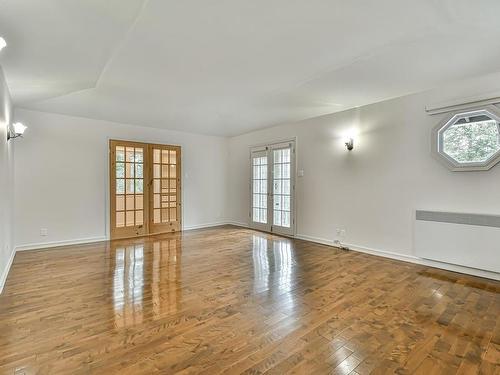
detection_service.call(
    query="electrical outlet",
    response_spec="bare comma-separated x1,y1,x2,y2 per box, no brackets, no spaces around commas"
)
40,228,48,236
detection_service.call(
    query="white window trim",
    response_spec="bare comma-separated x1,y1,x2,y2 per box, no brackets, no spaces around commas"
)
431,105,500,172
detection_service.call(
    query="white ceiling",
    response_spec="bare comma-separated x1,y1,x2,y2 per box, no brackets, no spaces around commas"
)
1,0,500,136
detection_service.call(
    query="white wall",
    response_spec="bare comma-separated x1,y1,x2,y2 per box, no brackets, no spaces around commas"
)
10,71,500,280
14,109,228,249
228,73,500,275
0,67,14,292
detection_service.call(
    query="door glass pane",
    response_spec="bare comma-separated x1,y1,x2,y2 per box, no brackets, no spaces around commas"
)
161,150,169,163
135,195,143,210
135,148,143,163
116,195,125,211
116,146,125,162
116,163,125,178
126,195,135,210
136,210,143,225
125,163,134,178
126,211,135,226
153,149,161,163
126,179,135,194
135,179,143,193
116,179,125,194
169,150,176,164
116,212,125,227
135,164,143,178
126,147,135,162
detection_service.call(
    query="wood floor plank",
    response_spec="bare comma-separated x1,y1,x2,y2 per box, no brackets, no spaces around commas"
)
0,226,498,374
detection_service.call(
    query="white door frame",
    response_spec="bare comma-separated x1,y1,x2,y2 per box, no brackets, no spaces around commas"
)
248,138,296,236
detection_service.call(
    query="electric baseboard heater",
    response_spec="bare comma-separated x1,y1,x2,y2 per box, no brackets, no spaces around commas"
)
415,210,500,273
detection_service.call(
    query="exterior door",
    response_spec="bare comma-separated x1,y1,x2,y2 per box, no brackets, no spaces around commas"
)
110,140,149,239
148,144,182,234
249,140,295,236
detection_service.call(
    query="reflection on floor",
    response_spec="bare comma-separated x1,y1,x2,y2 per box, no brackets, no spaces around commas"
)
0,225,499,374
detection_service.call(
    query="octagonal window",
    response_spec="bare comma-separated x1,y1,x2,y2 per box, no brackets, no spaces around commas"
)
442,113,500,163
433,106,500,171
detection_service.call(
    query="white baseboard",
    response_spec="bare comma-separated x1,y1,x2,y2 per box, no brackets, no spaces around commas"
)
9,227,498,288
224,221,249,228
295,234,335,246
15,222,247,252
183,221,231,231
0,247,16,294
15,236,108,252
183,221,249,231
297,233,499,281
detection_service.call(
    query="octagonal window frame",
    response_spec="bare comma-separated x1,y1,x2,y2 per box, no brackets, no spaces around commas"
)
432,105,500,171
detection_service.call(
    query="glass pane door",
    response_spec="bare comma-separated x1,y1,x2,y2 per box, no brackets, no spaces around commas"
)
110,140,148,239
250,149,271,231
110,140,182,240
249,141,295,236
149,144,181,234
271,143,294,236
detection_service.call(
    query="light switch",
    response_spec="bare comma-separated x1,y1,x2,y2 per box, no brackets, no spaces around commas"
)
297,170,304,177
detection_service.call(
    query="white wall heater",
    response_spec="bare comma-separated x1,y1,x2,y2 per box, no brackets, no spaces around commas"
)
415,210,500,273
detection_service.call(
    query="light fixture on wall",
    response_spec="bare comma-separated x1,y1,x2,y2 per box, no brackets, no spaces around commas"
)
7,122,27,141
344,137,354,151
0,37,6,51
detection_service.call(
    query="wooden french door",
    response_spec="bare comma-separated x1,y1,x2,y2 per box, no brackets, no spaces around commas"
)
110,140,181,240
148,144,182,234
249,140,295,236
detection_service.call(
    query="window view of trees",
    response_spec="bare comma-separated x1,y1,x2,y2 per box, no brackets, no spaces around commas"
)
443,118,500,163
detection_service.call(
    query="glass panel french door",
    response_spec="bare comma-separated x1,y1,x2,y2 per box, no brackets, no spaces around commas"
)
250,148,271,231
148,144,182,234
110,140,149,239
110,140,182,240
250,141,295,236
271,144,294,236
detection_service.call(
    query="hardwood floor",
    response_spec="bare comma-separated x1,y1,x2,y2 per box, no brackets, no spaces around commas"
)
0,226,499,374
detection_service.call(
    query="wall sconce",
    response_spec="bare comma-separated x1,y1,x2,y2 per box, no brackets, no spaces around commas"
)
0,37,6,52
7,122,27,141
345,137,354,151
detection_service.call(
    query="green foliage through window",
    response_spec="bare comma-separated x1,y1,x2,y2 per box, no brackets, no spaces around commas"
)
443,120,500,163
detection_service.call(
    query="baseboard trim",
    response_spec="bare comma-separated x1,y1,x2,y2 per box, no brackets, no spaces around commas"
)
14,222,248,252
0,248,16,294
183,221,249,231
15,236,108,252
11,228,499,282
297,233,499,281
183,221,233,231
295,234,335,246
224,221,249,228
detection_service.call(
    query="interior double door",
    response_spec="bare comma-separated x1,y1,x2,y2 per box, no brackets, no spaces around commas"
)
110,140,181,240
250,140,295,236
